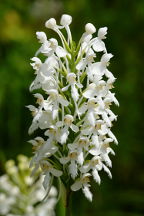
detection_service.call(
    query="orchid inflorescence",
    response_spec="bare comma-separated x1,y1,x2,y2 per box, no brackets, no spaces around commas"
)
27,14,119,201
0,155,57,216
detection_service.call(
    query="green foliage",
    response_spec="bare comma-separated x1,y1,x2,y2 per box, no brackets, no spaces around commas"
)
0,0,144,215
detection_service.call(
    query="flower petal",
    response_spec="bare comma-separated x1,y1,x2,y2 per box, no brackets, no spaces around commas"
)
71,85,79,102
82,186,93,202
69,161,78,179
43,172,51,190
71,180,82,191
58,95,69,106
70,124,79,133
108,130,118,144
56,46,67,57
92,169,101,185
102,154,112,167
87,111,95,126
83,83,96,98
103,164,112,179
98,27,107,39
79,103,87,115
28,122,39,135
51,168,63,177
60,129,69,144
77,151,84,165
59,157,69,164
80,164,90,173
93,38,106,52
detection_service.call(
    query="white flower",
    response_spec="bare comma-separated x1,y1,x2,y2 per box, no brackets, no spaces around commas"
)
76,50,96,71
45,18,57,29
60,14,72,26
46,89,69,119
40,160,62,177
85,23,96,34
30,57,42,71
36,31,47,43
34,93,50,110
28,14,118,202
60,151,81,179
62,73,81,101
68,136,90,153
71,173,92,201
56,115,79,144
92,27,108,52
98,27,107,39
64,114,79,132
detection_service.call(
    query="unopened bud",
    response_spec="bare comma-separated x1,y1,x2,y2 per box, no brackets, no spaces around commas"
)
98,27,107,39
60,14,72,26
45,18,57,29
85,23,96,34
36,32,47,43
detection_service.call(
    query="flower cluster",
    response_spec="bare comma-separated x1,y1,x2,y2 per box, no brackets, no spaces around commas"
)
0,155,57,216
28,14,119,201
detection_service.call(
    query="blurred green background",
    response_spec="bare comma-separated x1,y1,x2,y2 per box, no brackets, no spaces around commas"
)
0,0,144,215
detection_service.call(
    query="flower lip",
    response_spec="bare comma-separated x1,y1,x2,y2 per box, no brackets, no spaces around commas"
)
85,23,96,34
60,14,72,26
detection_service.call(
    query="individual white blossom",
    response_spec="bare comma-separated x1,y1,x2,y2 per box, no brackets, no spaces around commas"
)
71,173,93,201
60,14,72,26
85,23,96,34
0,155,57,216
45,18,57,29
28,14,118,201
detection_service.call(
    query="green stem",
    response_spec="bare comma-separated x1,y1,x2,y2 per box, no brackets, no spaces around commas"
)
65,188,72,216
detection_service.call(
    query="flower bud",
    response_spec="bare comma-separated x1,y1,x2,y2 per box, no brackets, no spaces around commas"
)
60,14,72,26
45,18,57,29
36,32,47,43
49,38,58,49
98,27,107,39
85,23,96,34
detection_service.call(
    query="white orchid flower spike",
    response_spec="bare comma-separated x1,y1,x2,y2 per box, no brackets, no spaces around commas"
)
27,14,118,202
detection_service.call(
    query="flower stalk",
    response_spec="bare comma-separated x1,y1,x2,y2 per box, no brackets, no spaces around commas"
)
65,188,72,216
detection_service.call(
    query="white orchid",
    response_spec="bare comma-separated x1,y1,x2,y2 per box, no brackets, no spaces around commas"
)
28,14,118,202
60,151,82,179
71,173,93,201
